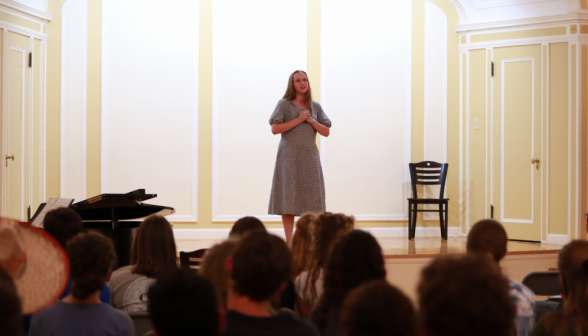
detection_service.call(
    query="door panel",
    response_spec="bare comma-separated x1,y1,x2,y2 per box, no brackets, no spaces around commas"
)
4,32,30,221
493,45,542,241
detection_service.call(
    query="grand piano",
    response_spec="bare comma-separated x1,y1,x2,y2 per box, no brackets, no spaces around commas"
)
31,189,175,269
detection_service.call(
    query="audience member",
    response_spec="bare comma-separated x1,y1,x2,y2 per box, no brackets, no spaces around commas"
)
43,207,112,304
467,219,536,336
109,215,177,312
291,213,316,279
224,231,319,336
199,239,238,310
30,231,134,336
295,213,354,316
531,240,588,336
338,280,417,336
312,230,386,336
229,216,267,239
149,268,219,336
0,218,69,315
0,267,22,336
419,254,516,336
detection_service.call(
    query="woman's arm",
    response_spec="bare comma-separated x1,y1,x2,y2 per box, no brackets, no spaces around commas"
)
308,118,330,137
271,110,310,135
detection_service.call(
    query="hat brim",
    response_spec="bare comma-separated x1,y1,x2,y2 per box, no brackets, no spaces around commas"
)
14,222,70,315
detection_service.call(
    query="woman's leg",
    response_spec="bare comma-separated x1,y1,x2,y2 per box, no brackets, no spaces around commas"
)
282,214,295,243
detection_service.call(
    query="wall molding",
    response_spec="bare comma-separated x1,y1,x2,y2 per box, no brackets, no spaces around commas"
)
0,0,51,23
456,13,588,34
500,57,536,224
547,233,571,244
0,18,47,40
173,226,464,241
460,34,588,51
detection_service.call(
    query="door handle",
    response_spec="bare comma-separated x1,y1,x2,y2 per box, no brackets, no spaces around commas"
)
5,155,14,167
531,158,540,170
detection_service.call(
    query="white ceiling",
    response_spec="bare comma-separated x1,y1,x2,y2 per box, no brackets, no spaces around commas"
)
11,0,580,25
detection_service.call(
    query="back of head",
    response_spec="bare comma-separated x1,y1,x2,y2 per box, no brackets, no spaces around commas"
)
291,213,316,278
418,254,515,336
0,267,22,336
229,216,266,239
42,208,83,248
339,280,417,336
466,219,508,262
132,215,177,278
148,268,218,336
199,240,238,309
314,230,386,332
67,231,117,300
231,232,291,302
547,240,588,333
305,213,354,303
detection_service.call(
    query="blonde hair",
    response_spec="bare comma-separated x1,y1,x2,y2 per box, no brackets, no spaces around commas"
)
199,240,237,309
291,213,317,279
283,70,312,110
304,213,355,304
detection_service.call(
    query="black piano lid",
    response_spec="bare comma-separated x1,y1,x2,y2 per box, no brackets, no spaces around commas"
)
71,189,175,221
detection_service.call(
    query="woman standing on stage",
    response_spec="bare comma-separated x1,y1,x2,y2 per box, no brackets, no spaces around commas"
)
269,70,331,243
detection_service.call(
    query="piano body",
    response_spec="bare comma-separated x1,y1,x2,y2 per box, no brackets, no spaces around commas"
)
71,189,175,269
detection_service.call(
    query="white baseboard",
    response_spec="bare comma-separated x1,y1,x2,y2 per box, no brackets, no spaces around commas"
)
546,234,571,245
173,226,463,241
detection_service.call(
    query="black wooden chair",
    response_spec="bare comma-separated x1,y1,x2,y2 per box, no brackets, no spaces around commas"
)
179,248,208,269
407,161,449,240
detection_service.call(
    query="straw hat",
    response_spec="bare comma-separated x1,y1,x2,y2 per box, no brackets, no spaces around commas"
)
0,217,69,314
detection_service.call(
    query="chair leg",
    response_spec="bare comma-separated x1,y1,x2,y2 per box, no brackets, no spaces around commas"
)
444,202,449,239
407,202,412,240
439,204,445,240
411,204,418,239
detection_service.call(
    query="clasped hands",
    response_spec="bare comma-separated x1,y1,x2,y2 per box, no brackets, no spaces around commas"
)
298,110,316,125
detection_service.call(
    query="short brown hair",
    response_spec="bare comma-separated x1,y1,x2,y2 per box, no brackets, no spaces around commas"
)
199,240,237,309
229,216,266,239
132,215,178,278
67,232,117,300
43,208,83,248
466,219,508,262
418,254,516,336
339,280,417,336
231,232,291,302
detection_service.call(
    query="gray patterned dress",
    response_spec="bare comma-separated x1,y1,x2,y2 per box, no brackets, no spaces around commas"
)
269,99,331,216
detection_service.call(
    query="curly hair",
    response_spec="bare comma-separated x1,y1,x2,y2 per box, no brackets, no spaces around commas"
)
67,232,117,300
312,230,386,334
545,240,588,336
418,254,516,336
303,213,354,305
338,280,417,336
291,213,316,279
199,240,237,309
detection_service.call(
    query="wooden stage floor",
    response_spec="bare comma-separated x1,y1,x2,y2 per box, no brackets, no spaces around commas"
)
176,235,563,302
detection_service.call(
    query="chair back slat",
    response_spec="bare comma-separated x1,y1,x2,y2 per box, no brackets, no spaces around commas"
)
179,248,209,269
409,161,449,199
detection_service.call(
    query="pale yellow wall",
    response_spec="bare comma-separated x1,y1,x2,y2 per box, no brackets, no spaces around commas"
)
43,0,463,230
549,43,569,235
469,49,487,223
582,45,587,240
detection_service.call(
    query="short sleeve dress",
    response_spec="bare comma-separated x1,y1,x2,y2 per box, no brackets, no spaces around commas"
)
269,99,331,216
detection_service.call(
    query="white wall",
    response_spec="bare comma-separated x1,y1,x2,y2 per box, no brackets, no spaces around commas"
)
424,1,448,217
212,0,307,222
320,0,412,220
102,0,198,221
60,0,86,202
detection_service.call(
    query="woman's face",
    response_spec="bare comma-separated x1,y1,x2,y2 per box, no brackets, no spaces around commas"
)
293,72,309,95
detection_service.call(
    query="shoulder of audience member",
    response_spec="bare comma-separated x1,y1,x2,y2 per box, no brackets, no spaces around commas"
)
279,311,321,336
530,314,549,336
